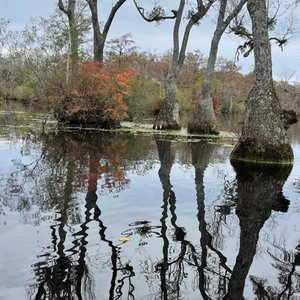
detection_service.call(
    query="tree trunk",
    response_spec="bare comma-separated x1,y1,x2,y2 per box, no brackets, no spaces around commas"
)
188,23,222,135
94,33,105,63
58,0,79,69
152,0,214,131
153,0,186,130
153,71,180,130
230,0,295,164
87,0,127,63
88,0,104,62
68,0,79,68
188,0,247,135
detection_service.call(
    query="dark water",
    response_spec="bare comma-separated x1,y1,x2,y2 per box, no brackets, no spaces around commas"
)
0,107,300,299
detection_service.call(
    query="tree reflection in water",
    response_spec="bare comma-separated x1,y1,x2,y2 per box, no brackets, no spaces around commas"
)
1,130,298,299
155,138,190,300
144,140,295,299
147,140,232,299
224,163,292,300
191,143,233,299
27,132,135,299
250,242,300,299
113,139,295,299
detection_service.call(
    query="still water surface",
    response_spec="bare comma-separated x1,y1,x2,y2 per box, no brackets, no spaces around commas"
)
0,108,300,299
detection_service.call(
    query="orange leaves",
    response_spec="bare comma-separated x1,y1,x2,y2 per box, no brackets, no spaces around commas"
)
74,62,136,123
117,68,137,88
46,60,137,126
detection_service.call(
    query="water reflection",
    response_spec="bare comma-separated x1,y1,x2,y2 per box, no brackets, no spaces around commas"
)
191,143,233,299
225,163,292,299
156,138,192,299
26,132,153,299
28,159,93,297
0,129,299,299
250,242,300,298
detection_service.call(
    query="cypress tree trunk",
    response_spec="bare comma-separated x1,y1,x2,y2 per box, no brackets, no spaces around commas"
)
152,0,214,131
153,0,185,131
188,0,247,135
187,16,223,135
230,0,294,164
153,71,180,130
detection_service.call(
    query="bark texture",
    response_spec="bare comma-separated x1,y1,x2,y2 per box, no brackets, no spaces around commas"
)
153,0,213,130
230,0,295,164
87,0,104,62
188,0,247,134
188,0,226,134
154,72,180,130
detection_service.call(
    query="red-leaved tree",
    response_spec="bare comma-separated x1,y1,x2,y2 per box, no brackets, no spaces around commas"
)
47,60,136,128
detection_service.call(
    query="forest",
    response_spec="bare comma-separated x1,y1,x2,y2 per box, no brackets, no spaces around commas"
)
0,0,300,163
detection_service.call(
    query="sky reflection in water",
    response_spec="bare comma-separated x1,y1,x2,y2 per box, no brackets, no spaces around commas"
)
0,124,299,299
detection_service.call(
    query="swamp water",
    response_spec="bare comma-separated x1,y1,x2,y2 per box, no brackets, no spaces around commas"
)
0,106,300,299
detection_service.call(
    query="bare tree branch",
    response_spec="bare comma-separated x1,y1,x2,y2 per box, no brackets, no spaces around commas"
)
178,0,215,67
132,0,177,22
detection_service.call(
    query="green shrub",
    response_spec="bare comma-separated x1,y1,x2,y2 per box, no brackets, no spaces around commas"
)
125,79,160,121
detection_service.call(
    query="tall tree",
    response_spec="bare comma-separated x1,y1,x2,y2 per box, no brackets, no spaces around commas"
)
134,0,214,130
86,0,127,62
230,0,296,164
58,0,79,67
188,0,247,134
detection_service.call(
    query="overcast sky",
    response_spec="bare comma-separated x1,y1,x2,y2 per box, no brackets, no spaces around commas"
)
1,0,300,82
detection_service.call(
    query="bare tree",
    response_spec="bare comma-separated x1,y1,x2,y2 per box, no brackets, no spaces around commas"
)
0,17,73,100
134,0,214,130
230,0,297,164
188,0,247,134
86,0,127,62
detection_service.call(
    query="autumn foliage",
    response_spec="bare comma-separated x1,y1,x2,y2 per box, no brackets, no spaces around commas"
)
47,61,137,128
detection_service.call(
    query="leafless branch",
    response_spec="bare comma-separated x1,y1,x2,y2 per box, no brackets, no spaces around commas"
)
132,0,177,22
